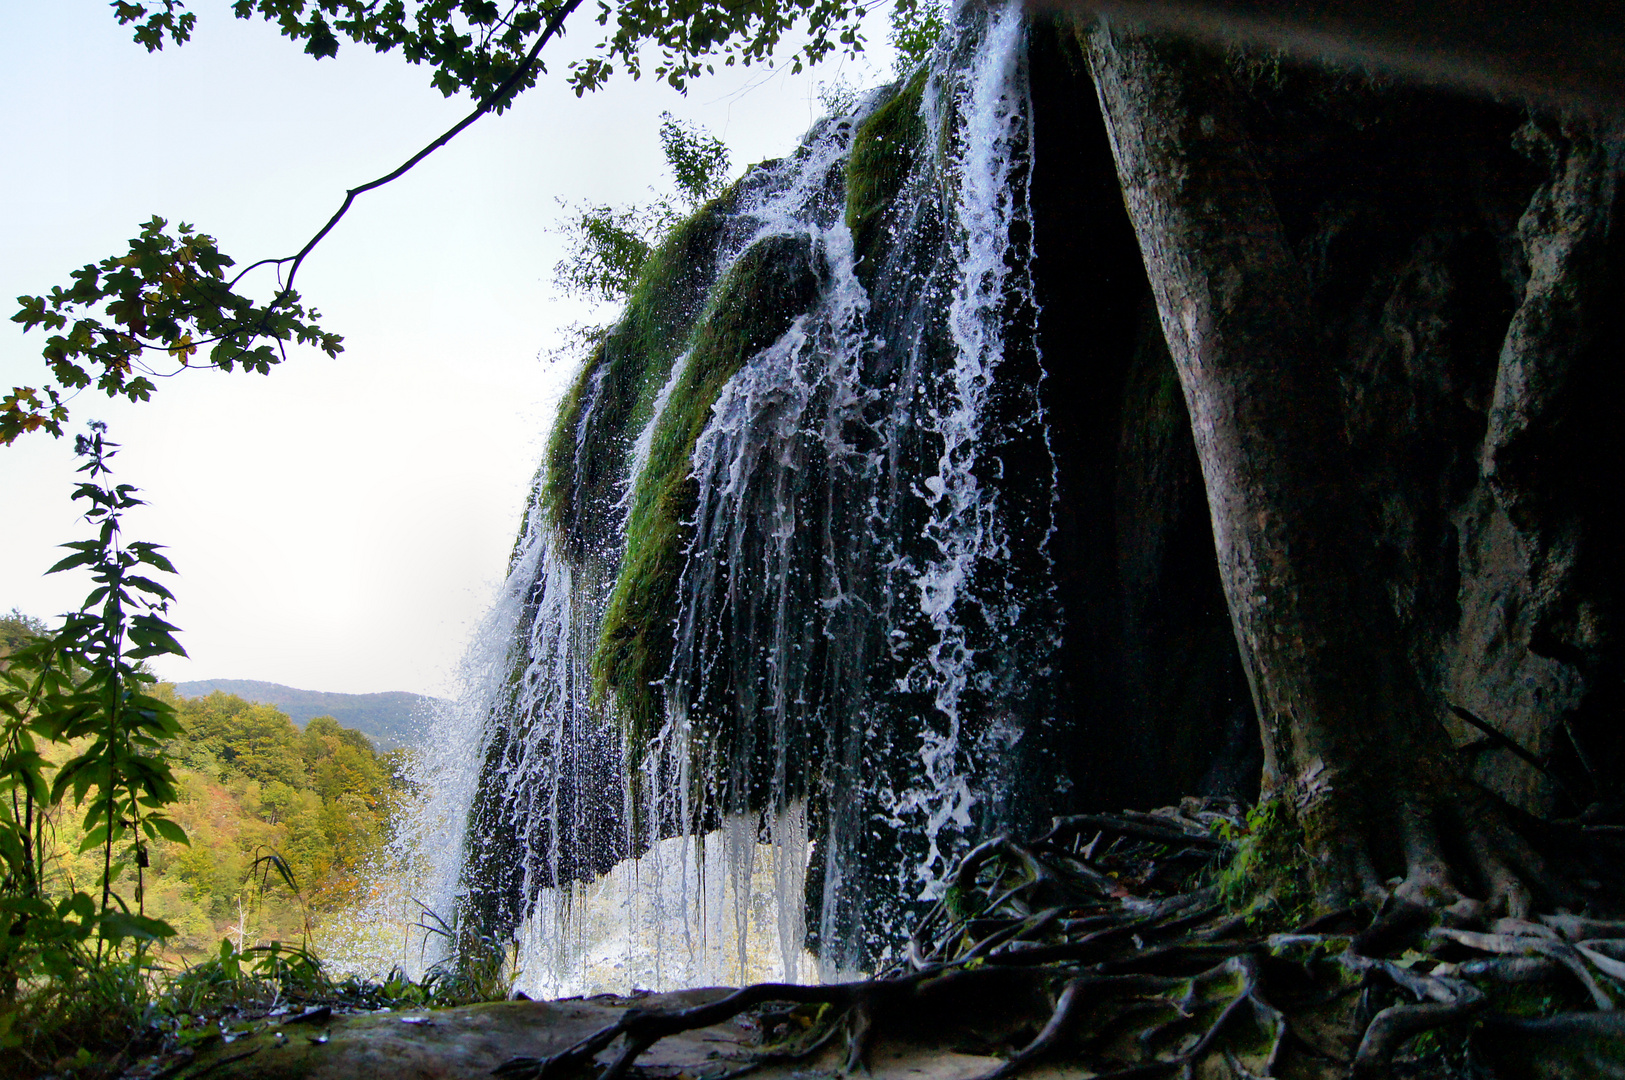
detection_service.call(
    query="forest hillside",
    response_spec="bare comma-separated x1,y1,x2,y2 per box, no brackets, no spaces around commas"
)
172,680,438,751
4,665,413,966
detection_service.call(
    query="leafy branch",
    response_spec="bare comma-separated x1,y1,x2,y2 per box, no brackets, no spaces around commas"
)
6,219,342,445
7,0,873,446
5,0,588,447
888,0,946,75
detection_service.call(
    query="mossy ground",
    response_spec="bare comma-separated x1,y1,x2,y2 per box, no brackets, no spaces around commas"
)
1213,796,1316,926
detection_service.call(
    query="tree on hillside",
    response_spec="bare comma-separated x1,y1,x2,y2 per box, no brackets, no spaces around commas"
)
302,715,389,808
176,693,307,788
0,611,46,660
161,694,402,915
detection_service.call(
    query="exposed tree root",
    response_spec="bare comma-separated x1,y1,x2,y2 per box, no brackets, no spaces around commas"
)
496,798,1625,1080
1302,764,1625,927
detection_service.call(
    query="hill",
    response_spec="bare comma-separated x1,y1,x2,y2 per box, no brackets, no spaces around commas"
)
171,679,441,751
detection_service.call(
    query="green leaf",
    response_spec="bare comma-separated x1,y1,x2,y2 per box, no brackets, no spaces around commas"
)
124,575,176,600
58,891,96,921
129,544,178,573
251,850,301,894
45,550,99,574
149,816,190,845
99,910,177,943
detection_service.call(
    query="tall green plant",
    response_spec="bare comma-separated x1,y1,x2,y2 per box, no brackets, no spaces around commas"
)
0,423,187,1002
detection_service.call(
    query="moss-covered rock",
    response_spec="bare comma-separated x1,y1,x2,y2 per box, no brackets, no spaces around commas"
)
541,191,739,561
845,71,927,288
595,233,827,756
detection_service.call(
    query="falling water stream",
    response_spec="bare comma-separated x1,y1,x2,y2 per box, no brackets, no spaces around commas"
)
404,0,1060,996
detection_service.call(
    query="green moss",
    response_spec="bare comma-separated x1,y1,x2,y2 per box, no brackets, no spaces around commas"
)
1213,797,1315,926
1482,982,1572,1019
594,233,825,755
540,189,740,559
845,71,927,286
541,354,593,518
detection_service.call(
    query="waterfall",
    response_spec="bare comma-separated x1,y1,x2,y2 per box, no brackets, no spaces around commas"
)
412,0,1062,993
903,0,1044,893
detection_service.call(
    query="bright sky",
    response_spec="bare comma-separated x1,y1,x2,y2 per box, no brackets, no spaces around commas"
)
1,3,893,697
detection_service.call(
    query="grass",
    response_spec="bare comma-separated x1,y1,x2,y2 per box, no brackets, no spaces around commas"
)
0,934,502,1078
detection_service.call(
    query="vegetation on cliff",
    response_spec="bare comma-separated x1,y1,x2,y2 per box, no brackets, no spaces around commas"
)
456,12,1625,1074
845,70,926,282
541,200,736,555
596,233,826,753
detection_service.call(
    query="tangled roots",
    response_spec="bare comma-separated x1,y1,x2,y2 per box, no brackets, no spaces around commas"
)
497,799,1625,1080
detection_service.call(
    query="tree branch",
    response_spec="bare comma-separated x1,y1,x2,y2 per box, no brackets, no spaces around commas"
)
228,0,587,299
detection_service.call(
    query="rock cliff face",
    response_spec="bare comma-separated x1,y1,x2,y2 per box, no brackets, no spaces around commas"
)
1208,61,1625,818
447,7,1624,975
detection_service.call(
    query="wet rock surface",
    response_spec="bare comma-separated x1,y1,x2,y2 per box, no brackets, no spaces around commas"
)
133,989,1047,1080
131,944,1625,1080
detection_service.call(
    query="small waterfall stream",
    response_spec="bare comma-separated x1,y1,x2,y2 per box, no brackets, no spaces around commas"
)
412,0,1067,994
904,0,1047,889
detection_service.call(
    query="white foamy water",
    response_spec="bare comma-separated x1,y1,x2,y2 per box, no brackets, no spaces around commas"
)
513,809,812,997
900,0,1036,894
375,0,1056,992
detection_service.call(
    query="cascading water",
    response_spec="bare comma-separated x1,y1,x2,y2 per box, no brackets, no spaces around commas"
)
411,0,1072,993
899,0,1051,892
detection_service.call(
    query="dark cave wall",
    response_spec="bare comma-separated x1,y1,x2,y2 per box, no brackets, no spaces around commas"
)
1030,19,1255,812
1034,21,1625,819
1230,64,1625,817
